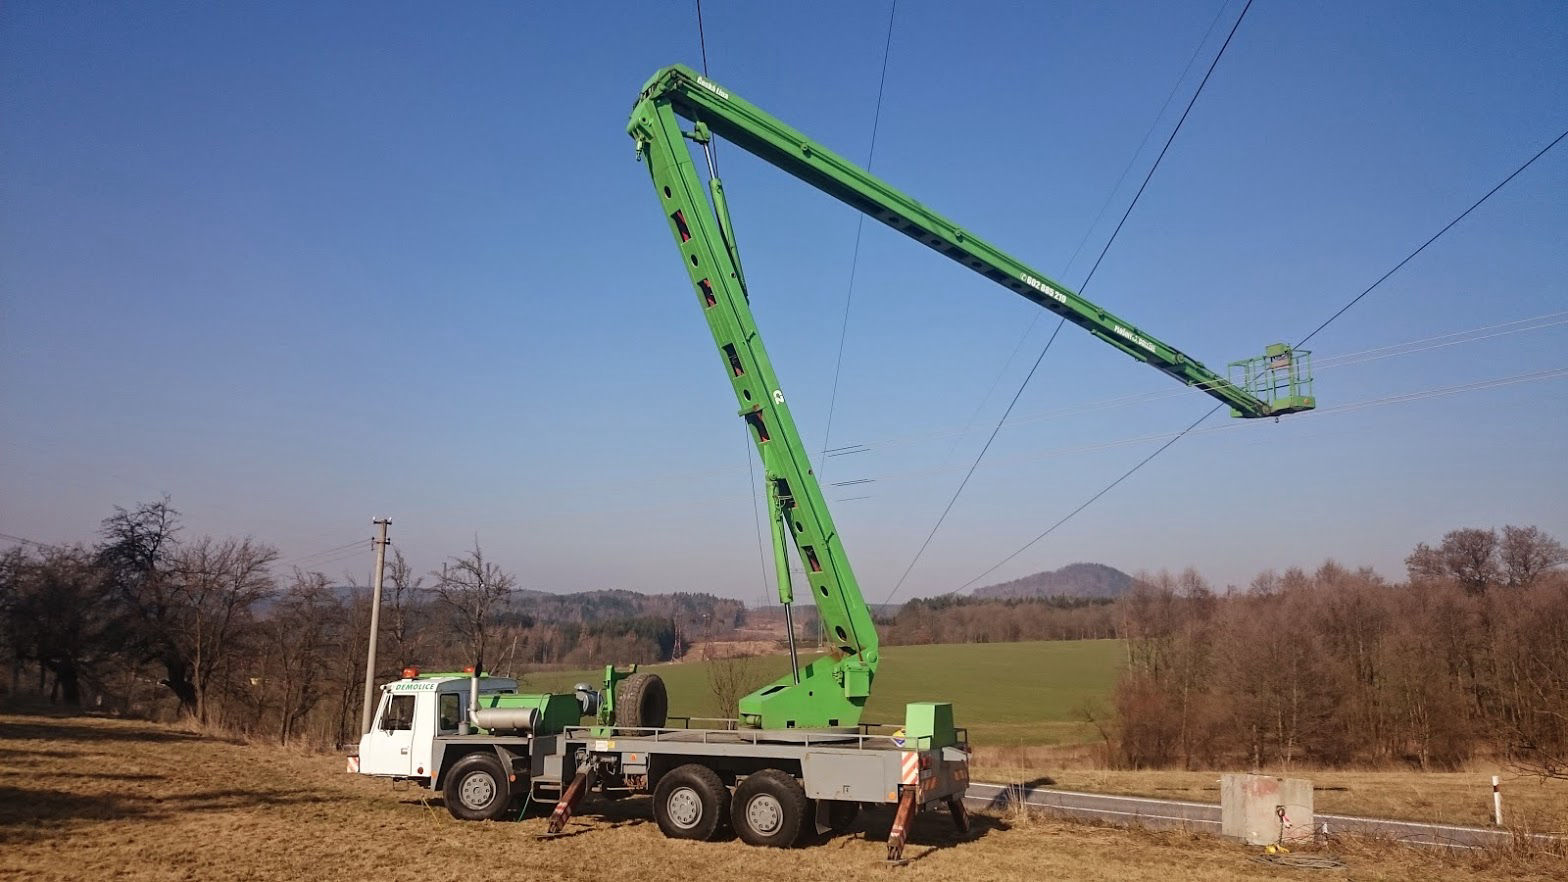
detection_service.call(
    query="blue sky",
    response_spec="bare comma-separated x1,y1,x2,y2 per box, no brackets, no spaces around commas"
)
2,1,1564,601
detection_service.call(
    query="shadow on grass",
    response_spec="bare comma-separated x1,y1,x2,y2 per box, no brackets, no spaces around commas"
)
27,770,169,782
0,718,203,745
0,785,355,842
0,746,86,762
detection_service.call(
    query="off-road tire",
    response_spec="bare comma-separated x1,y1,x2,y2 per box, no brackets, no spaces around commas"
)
652,763,730,841
443,752,511,821
615,672,669,729
731,769,809,848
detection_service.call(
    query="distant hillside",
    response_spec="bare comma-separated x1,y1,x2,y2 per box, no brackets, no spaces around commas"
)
503,588,745,632
970,562,1134,600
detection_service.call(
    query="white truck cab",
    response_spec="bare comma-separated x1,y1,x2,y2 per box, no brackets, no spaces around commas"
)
355,670,519,780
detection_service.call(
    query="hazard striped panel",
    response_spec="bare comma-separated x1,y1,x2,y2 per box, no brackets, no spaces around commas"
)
900,751,919,785
346,755,360,774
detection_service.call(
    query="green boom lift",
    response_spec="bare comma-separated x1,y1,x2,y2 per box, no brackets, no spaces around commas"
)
628,64,1313,731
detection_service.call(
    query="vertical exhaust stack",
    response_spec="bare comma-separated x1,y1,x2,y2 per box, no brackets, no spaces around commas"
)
467,659,482,733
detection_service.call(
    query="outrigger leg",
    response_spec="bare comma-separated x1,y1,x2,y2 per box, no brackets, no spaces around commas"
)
946,794,970,837
543,760,595,835
885,788,919,862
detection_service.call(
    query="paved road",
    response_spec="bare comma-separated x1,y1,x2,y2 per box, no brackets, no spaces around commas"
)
963,781,1559,850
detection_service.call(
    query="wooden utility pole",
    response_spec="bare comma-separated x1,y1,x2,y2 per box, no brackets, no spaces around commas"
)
359,518,391,735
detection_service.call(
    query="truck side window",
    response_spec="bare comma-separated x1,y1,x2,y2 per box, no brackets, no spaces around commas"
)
438,693,461,733
383,694,416,731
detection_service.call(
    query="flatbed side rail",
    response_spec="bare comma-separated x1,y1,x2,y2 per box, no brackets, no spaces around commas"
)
564,723,969,752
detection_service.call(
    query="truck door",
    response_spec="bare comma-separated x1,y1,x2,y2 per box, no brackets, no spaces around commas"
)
362,692,418,776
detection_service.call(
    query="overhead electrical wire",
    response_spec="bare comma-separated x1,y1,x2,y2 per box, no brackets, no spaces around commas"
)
547,309,1564,511
882,0,1258,606
819,0,900,477
866,364,1568,489
0,531,58,550
559,360,1568,524
953,124,1568,593
948,0,1232,457
953,365,1568,591
824,310,1568,457
279,538,367,567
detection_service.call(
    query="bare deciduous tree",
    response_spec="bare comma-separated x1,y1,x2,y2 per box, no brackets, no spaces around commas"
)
432,541,515,672
1441,528,1500,595
384,548,424,666
706,653,762,726
169,536,278,723
269,570,339,744
0,545,121,706
1500,525,1567,590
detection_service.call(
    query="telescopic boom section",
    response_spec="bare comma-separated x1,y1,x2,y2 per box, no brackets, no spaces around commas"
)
631,64,1316,419
627,64,1313,729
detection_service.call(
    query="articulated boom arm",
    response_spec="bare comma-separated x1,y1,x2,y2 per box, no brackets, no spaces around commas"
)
628,64,1312,730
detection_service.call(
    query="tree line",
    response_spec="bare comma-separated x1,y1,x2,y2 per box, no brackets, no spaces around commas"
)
1105,525,1567,776
0,499,740,747
880,593,1120,645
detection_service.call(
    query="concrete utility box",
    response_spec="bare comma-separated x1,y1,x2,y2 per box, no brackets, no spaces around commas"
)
1221,774,1314,845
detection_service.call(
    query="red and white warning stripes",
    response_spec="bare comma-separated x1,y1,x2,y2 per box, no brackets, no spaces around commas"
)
900,751,919,785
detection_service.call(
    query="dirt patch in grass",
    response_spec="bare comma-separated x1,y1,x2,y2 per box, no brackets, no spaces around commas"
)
0,713,1555,881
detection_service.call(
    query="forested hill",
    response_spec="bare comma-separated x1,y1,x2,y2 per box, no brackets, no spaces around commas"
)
501,589,745,631
970,562,1133,600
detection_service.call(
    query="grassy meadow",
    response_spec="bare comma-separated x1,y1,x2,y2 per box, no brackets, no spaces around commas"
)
521,639,1125,746
3,712,1558,882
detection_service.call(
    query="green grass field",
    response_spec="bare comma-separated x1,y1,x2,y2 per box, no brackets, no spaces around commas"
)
521,639,1124,746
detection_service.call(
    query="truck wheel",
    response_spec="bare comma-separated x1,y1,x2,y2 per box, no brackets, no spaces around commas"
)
653,763,730,841
731,769,809,848
443,752,511,821
615,672,668,729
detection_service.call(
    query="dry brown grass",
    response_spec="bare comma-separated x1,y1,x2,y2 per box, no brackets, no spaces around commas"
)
0,713,1555,882
972,745,1568,831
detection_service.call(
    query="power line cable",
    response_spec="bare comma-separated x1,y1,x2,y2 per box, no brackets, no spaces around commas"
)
0,531,59,550
948,1,1231,458
1294,126,1568,348
882,0,1256,605
818,0,899,476
280,538,367,567
884,320,1065,601
828,310,1568,458
1063,0,1235,279
954,125,1568,592
1078,0,1256,292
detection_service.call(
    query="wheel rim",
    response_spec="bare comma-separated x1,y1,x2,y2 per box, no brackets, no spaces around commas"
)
460,771,495,809
666,785,702,829
745,793,784,836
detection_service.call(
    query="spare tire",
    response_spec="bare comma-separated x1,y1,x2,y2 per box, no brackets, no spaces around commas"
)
615,672,668,729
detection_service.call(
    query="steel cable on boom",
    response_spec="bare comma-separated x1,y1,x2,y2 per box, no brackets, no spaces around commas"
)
955,124,1568,593
693,1,770,610
818,0,899,478
882,0,1258,606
